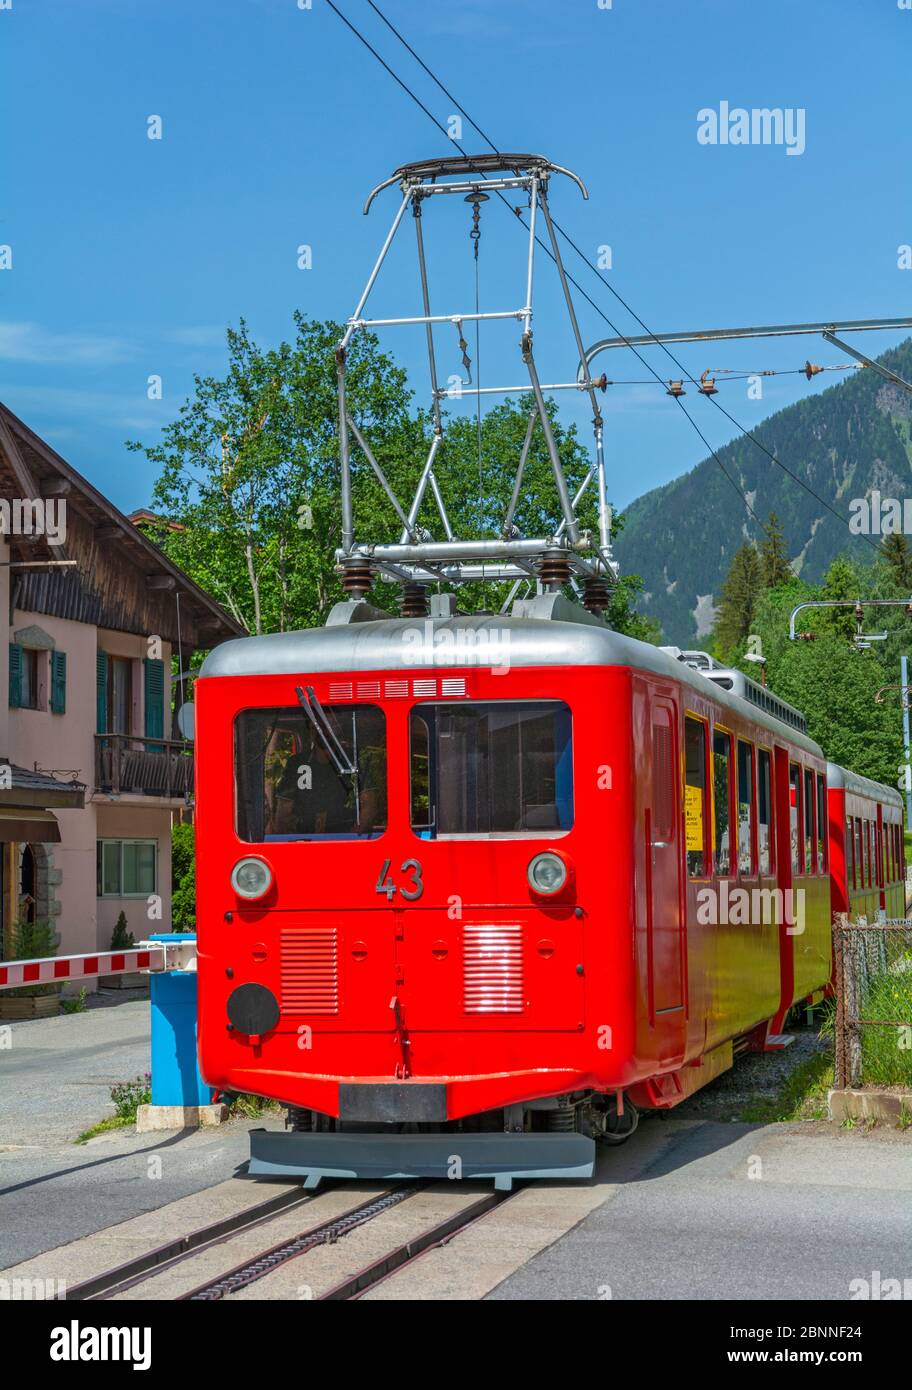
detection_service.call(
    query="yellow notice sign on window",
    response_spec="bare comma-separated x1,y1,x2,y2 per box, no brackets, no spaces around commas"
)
685,783,704,851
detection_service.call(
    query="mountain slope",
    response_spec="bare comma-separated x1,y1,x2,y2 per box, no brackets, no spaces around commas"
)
614,338,912,644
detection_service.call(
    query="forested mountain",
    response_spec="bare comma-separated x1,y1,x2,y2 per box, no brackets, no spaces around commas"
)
613,338,912,644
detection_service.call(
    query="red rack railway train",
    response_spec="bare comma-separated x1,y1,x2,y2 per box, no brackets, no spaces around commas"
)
193,603,904,1188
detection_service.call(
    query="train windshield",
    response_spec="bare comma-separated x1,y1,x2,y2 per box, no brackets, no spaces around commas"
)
235,705,387,841
409,700,572,839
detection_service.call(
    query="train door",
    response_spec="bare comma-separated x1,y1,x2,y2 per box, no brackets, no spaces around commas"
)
876,804,885,913
647,697,684,1014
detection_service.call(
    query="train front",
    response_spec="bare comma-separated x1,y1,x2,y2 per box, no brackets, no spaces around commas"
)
193,619,632,1187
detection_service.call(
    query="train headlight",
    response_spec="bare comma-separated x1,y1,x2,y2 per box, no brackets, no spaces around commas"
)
230,856,273,901
527,851,568,896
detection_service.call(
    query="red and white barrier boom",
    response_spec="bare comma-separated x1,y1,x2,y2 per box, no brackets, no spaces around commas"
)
0,938,196,990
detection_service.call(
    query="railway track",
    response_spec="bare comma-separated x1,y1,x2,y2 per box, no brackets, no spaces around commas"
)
64,1181,515,1302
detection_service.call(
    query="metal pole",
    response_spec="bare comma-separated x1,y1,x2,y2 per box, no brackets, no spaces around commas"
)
414,201,443,434
522,340,580,544
540,193,611,563
336,353,353,554
522,176,539,337
400,433,442,543
346,416,417,541
339,190,413,351
502,411,536,539
902,655,912,827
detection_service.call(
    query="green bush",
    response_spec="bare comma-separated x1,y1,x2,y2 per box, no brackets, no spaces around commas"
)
110,910,135,950
171,822,196,931
110,1073,152,1122
9,919,60,997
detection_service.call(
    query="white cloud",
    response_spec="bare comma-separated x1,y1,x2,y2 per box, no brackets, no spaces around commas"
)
0,322,134,366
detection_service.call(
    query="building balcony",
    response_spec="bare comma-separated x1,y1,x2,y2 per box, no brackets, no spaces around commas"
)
94,735,193,801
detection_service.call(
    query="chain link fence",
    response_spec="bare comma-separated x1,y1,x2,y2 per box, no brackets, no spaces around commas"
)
833,915,912,1090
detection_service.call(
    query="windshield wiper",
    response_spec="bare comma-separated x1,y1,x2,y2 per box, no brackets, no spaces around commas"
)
295,685,360,790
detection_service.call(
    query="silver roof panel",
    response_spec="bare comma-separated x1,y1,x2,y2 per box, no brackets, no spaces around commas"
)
826,761,903,808
200,614,826,757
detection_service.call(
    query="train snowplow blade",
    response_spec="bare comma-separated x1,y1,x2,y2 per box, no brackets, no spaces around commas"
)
247,1129,595,1192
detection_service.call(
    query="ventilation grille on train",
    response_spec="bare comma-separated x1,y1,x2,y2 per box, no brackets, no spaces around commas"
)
280,929,339,1015
463,925,524,1014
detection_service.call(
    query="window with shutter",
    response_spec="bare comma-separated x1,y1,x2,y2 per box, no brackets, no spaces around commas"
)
50,650,67,714
96,651,108,733
8,644,22,709
144,658,165,741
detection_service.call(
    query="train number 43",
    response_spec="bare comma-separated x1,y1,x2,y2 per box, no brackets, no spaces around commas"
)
375,858,424,902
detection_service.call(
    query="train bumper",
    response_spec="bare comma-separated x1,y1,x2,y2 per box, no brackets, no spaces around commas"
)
248,1128,595,1192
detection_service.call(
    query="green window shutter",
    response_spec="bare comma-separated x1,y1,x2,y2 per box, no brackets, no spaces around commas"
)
50,650,67,714
8,644,22,709
96,651,108,733
144,658,165,740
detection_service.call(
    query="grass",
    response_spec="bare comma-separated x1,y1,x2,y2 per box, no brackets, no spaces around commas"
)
61,988,87,1015
76,1073,151,1144
75,1079,278,1143
738,1047,835,1124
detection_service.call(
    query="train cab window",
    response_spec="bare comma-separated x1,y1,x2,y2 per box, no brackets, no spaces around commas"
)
234,704,387,842
684,715,709,877
803,769,815,874
789,764,802,874
712,730,733,876
736,740,755,874
757,748,774,875
408,700,572,839
816,775,827,873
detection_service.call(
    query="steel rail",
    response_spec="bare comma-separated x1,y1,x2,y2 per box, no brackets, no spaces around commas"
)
180,1185,418,1301
319,1188,517,1301
65,1185,319,1301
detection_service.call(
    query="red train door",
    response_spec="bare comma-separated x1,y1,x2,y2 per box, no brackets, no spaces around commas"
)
647,698,684,1013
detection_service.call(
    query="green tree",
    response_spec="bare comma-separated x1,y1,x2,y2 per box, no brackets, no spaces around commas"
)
759,511,792,588
130,316,652,638
171,823,196,932
880,531,912,592
713,543,763,657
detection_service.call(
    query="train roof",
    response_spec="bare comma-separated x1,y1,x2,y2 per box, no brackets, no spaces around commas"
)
201,603,826,758
826,761,903,809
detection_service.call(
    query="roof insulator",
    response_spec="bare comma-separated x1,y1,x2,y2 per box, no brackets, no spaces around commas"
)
804,360,824,380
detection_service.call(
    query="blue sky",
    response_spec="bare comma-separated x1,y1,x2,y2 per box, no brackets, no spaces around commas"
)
2,0,909,518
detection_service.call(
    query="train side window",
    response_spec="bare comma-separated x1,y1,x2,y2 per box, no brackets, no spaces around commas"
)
684,715,709,877
803,768,815,875
712,729,733,876
854,818,864,890
816,775,827,873
886,823,893,883
757,748,774,875
846,817,855,890
736,740,755,874
789,764,802,874
863,821,871,887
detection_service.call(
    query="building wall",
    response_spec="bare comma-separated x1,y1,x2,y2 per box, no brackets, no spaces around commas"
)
8,611,174,964
0,537,9,758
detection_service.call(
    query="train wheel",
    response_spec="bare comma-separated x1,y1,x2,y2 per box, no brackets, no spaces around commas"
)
598,1099,639,1146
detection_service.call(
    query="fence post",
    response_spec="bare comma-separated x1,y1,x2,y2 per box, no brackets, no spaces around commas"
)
834,914,847,1089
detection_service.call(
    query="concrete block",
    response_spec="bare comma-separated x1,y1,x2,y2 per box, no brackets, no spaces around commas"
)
828,1089,912,1123
136,1103,229,1133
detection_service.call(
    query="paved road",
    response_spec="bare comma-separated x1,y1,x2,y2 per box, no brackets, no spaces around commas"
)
0,998,282,1268
489,1117,912,1300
